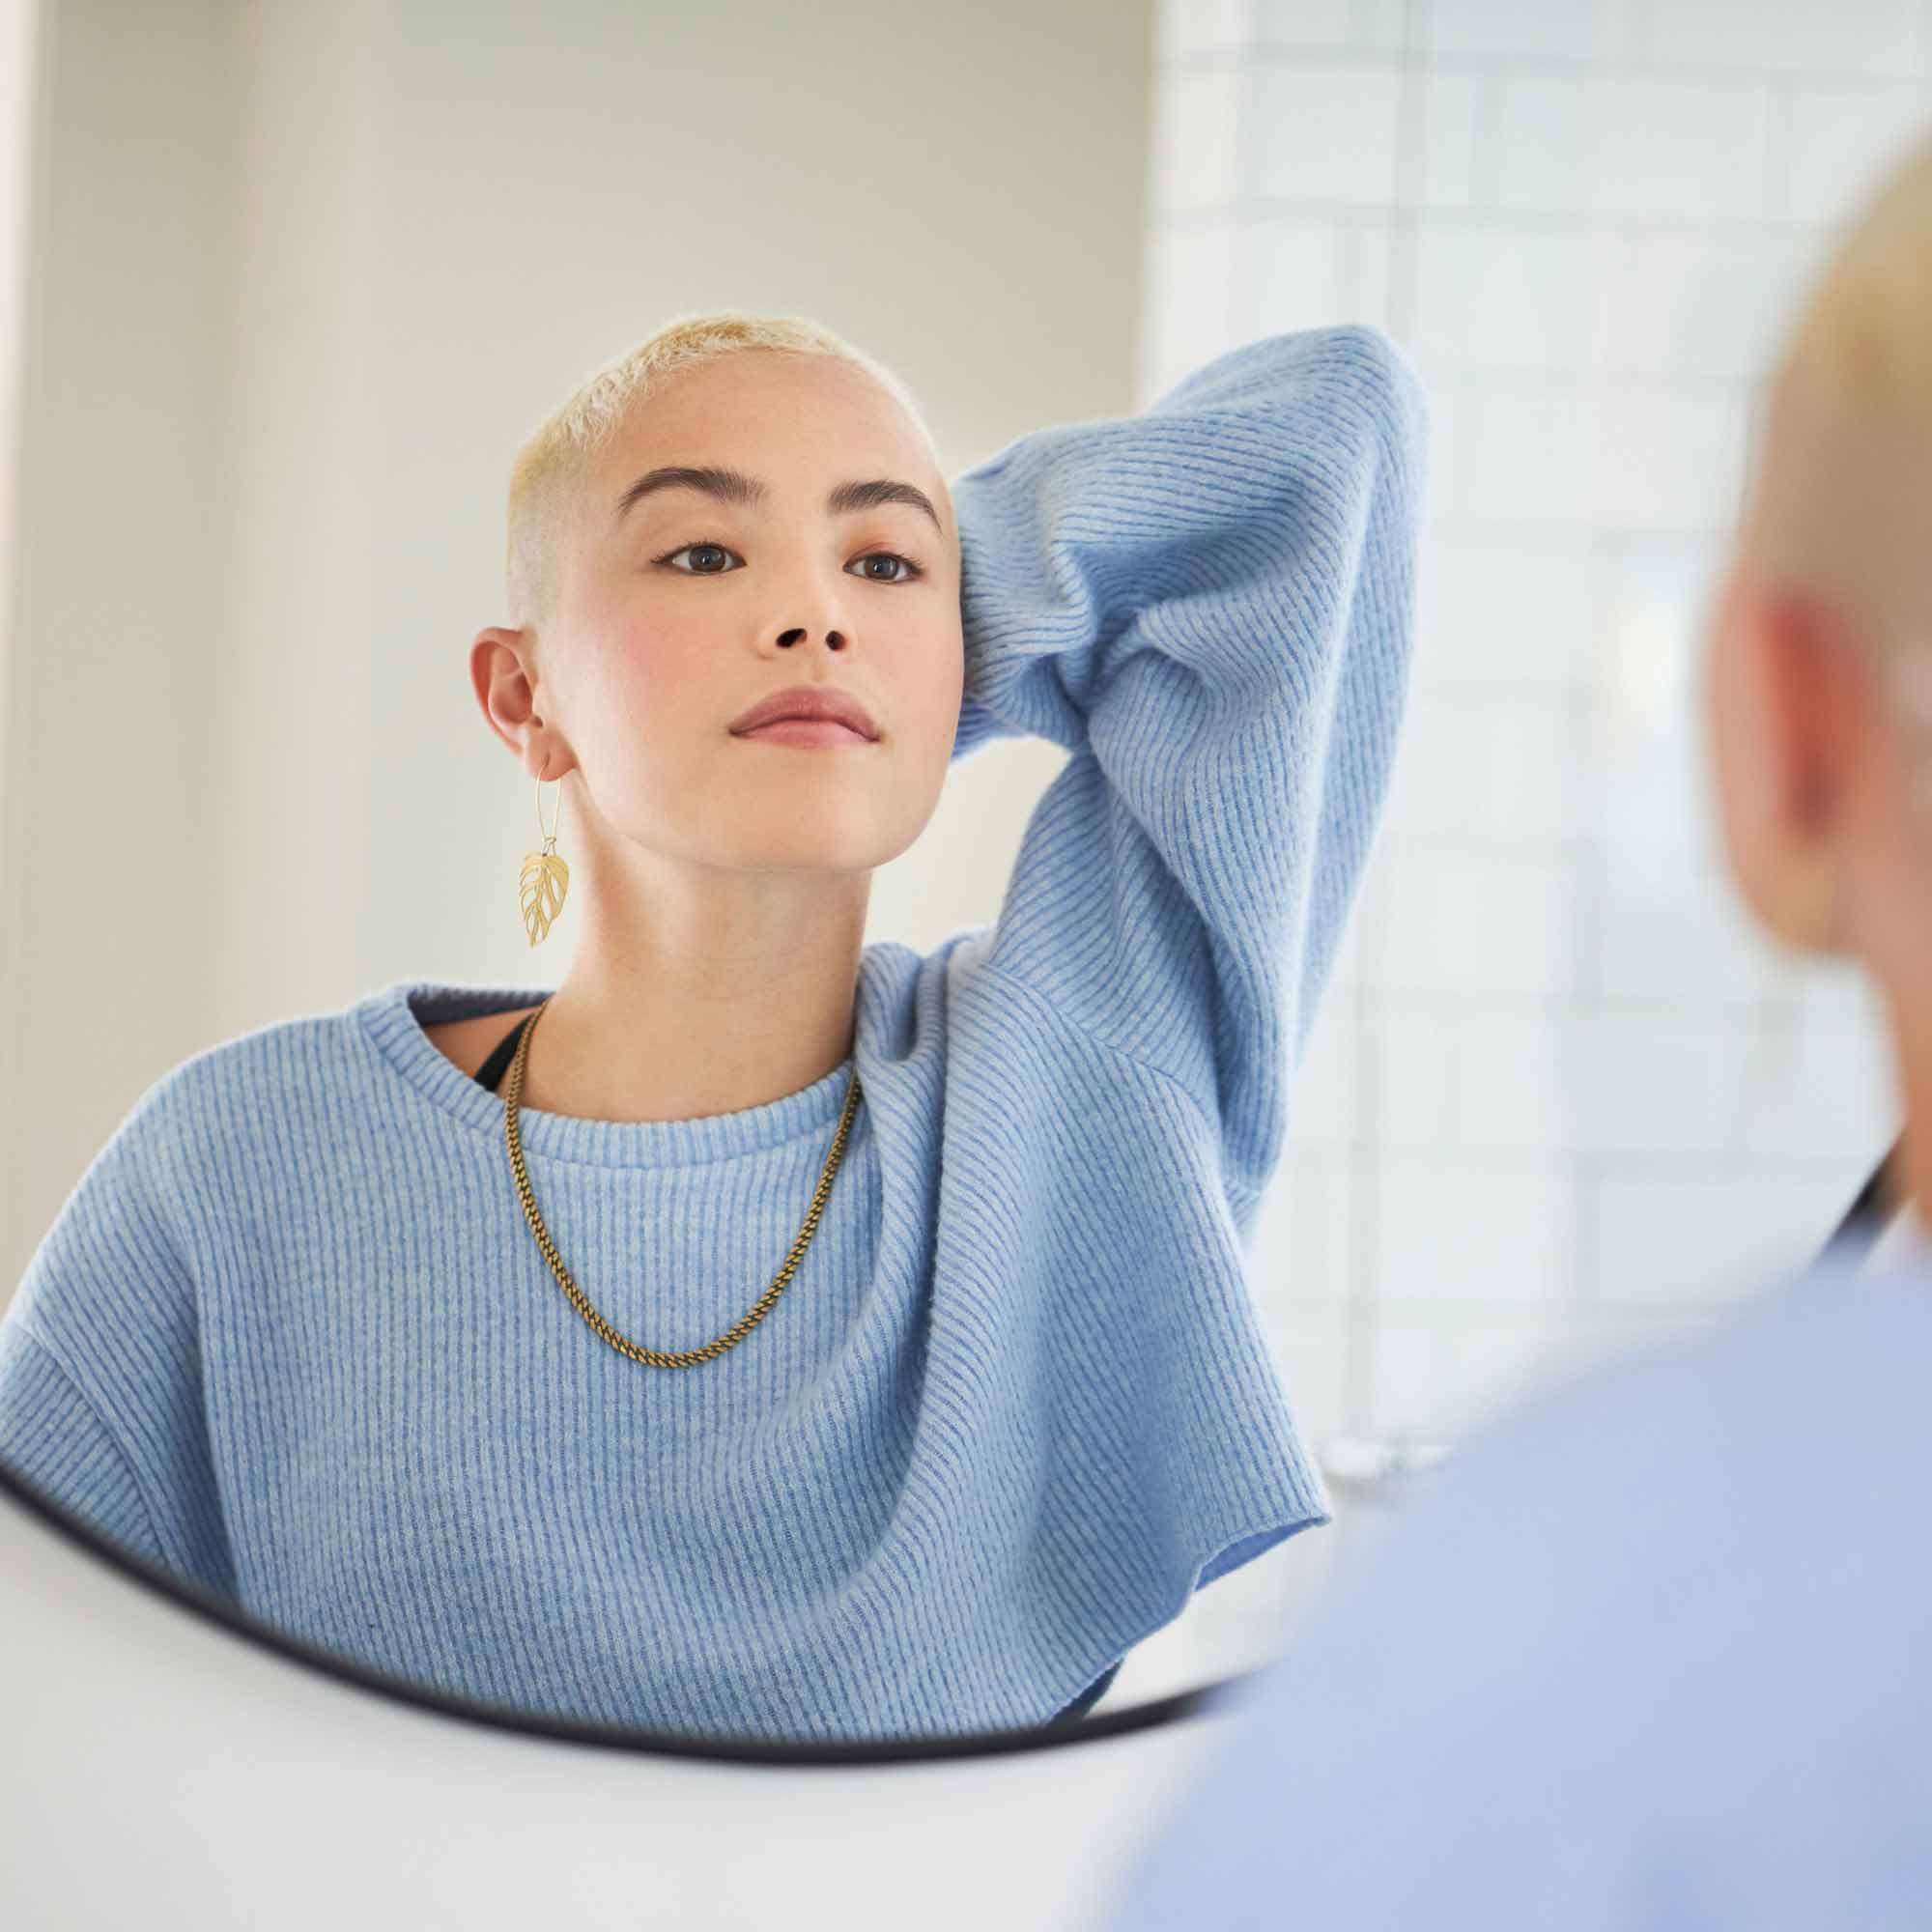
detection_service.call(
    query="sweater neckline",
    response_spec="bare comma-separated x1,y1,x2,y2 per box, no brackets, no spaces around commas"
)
353,978,857,1171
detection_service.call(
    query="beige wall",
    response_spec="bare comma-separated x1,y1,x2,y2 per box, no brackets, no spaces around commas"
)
1,0,1154,1296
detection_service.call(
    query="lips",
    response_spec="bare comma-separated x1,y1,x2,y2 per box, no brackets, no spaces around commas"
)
728,684,880,740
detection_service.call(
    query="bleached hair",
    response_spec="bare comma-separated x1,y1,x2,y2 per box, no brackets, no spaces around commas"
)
1746,128,1932,690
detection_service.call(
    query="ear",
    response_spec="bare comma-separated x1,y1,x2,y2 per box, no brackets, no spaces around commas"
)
1704,560,1860,937
471,626,544,765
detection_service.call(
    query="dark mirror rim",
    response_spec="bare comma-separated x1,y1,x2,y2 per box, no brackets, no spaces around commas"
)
0,1452,1247,1766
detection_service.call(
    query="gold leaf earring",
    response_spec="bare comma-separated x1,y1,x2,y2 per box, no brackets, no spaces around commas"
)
520,768,570,947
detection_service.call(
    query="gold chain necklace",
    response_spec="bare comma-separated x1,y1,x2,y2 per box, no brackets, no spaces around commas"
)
501,996,864,1368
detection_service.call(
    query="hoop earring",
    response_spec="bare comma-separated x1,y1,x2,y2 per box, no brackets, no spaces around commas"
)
519,769,570,947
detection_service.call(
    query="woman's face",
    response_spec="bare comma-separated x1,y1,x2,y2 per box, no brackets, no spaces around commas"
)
533,351,965,884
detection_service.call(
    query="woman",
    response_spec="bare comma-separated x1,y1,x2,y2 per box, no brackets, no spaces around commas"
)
1100,134,1932,1925
0,311,1427,1740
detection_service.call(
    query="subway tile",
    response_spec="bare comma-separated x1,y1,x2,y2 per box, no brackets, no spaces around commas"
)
1588,858,1778,1004
1465,692,1580,841
1585,536,1730,864
1492,73,1779,222
1409,226,1620,374
1427,381,1750,538
1376,847,1584,997
1430,380,1598,526
1252,0,1406,52
1373,1156,1578,1305
1362,1314,1446,1439
1380,695,1459,836
1595,77,1781,221
1605,230,1829,381
1370,1003,1457,1149
1640,0,1925,81
1581,1165,1875,1306
1252,1306,1360,1445
1445,1009,1572,1154
1248,58,1406,206
1382,690,1578,841
1323,882,1375,994
1251,1162,1360,1321
1366,1307,1583,1441
1284,990,1359,1155
1488,71,1592,214
1592,385,1749,530
1142,220,1239,389
1563,1009,1755,1156
1416,70,1493,210
1784,84,1932,225
1140,20,1922,1413
1436,379,1746,533
1346,220,1401,331
1412,531,1597,689
1727,969,1899,1162
1226,213,1352,339
1423,0,1642,67
1583,698,1718,873
1151,61,1245,213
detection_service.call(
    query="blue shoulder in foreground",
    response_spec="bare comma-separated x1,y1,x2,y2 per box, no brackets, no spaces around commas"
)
1095,1248,1932,1930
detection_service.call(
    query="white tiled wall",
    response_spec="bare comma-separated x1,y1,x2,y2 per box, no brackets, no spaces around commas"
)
1143,0,1925,1493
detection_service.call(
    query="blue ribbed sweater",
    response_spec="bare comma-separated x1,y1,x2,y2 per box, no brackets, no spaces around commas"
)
0,325,1427,1741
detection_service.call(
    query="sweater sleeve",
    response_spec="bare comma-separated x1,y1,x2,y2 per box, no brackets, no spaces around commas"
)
0,1322,169,1567
947,325,1428,1206
0,1067,235,1599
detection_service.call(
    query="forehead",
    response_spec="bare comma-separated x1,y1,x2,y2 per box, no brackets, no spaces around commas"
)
603,352,933,477
585,352,954,554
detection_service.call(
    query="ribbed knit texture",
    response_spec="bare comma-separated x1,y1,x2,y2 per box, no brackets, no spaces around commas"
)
0,324,1428,1741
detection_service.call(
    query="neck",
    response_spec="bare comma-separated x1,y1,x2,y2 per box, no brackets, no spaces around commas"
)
520,862,870,1125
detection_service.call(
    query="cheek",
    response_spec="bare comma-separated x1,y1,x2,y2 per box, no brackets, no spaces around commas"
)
918,627,966,721
607,631,710,731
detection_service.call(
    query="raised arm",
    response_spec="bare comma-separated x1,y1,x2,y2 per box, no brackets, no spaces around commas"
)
947,324,1428,1208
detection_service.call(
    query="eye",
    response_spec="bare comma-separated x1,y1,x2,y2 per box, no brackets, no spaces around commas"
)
655,540,739,575
651,540,926,583
850,550,924,584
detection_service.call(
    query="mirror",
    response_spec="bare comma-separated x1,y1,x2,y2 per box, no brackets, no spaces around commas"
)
0,0,1906,1753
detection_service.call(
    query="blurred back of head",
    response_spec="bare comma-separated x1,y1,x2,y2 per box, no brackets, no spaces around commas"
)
1717,127,1932,1229
1744,131,1932,689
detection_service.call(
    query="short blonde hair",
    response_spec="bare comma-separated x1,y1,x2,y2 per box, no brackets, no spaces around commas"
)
1747,128,1932,669
504,309,935,637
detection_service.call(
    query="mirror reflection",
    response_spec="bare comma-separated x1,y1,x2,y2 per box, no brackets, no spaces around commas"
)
0,0,1911,1756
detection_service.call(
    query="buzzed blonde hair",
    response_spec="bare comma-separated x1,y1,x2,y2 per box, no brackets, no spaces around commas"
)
1746,128,1932,671
504,309,934,639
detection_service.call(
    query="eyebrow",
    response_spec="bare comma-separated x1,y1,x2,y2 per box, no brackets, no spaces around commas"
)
611,464,946,538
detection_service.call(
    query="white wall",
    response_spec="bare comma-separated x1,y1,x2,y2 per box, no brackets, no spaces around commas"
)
1144,0,1929,1478
0,0,38,848
0,0,237,1282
